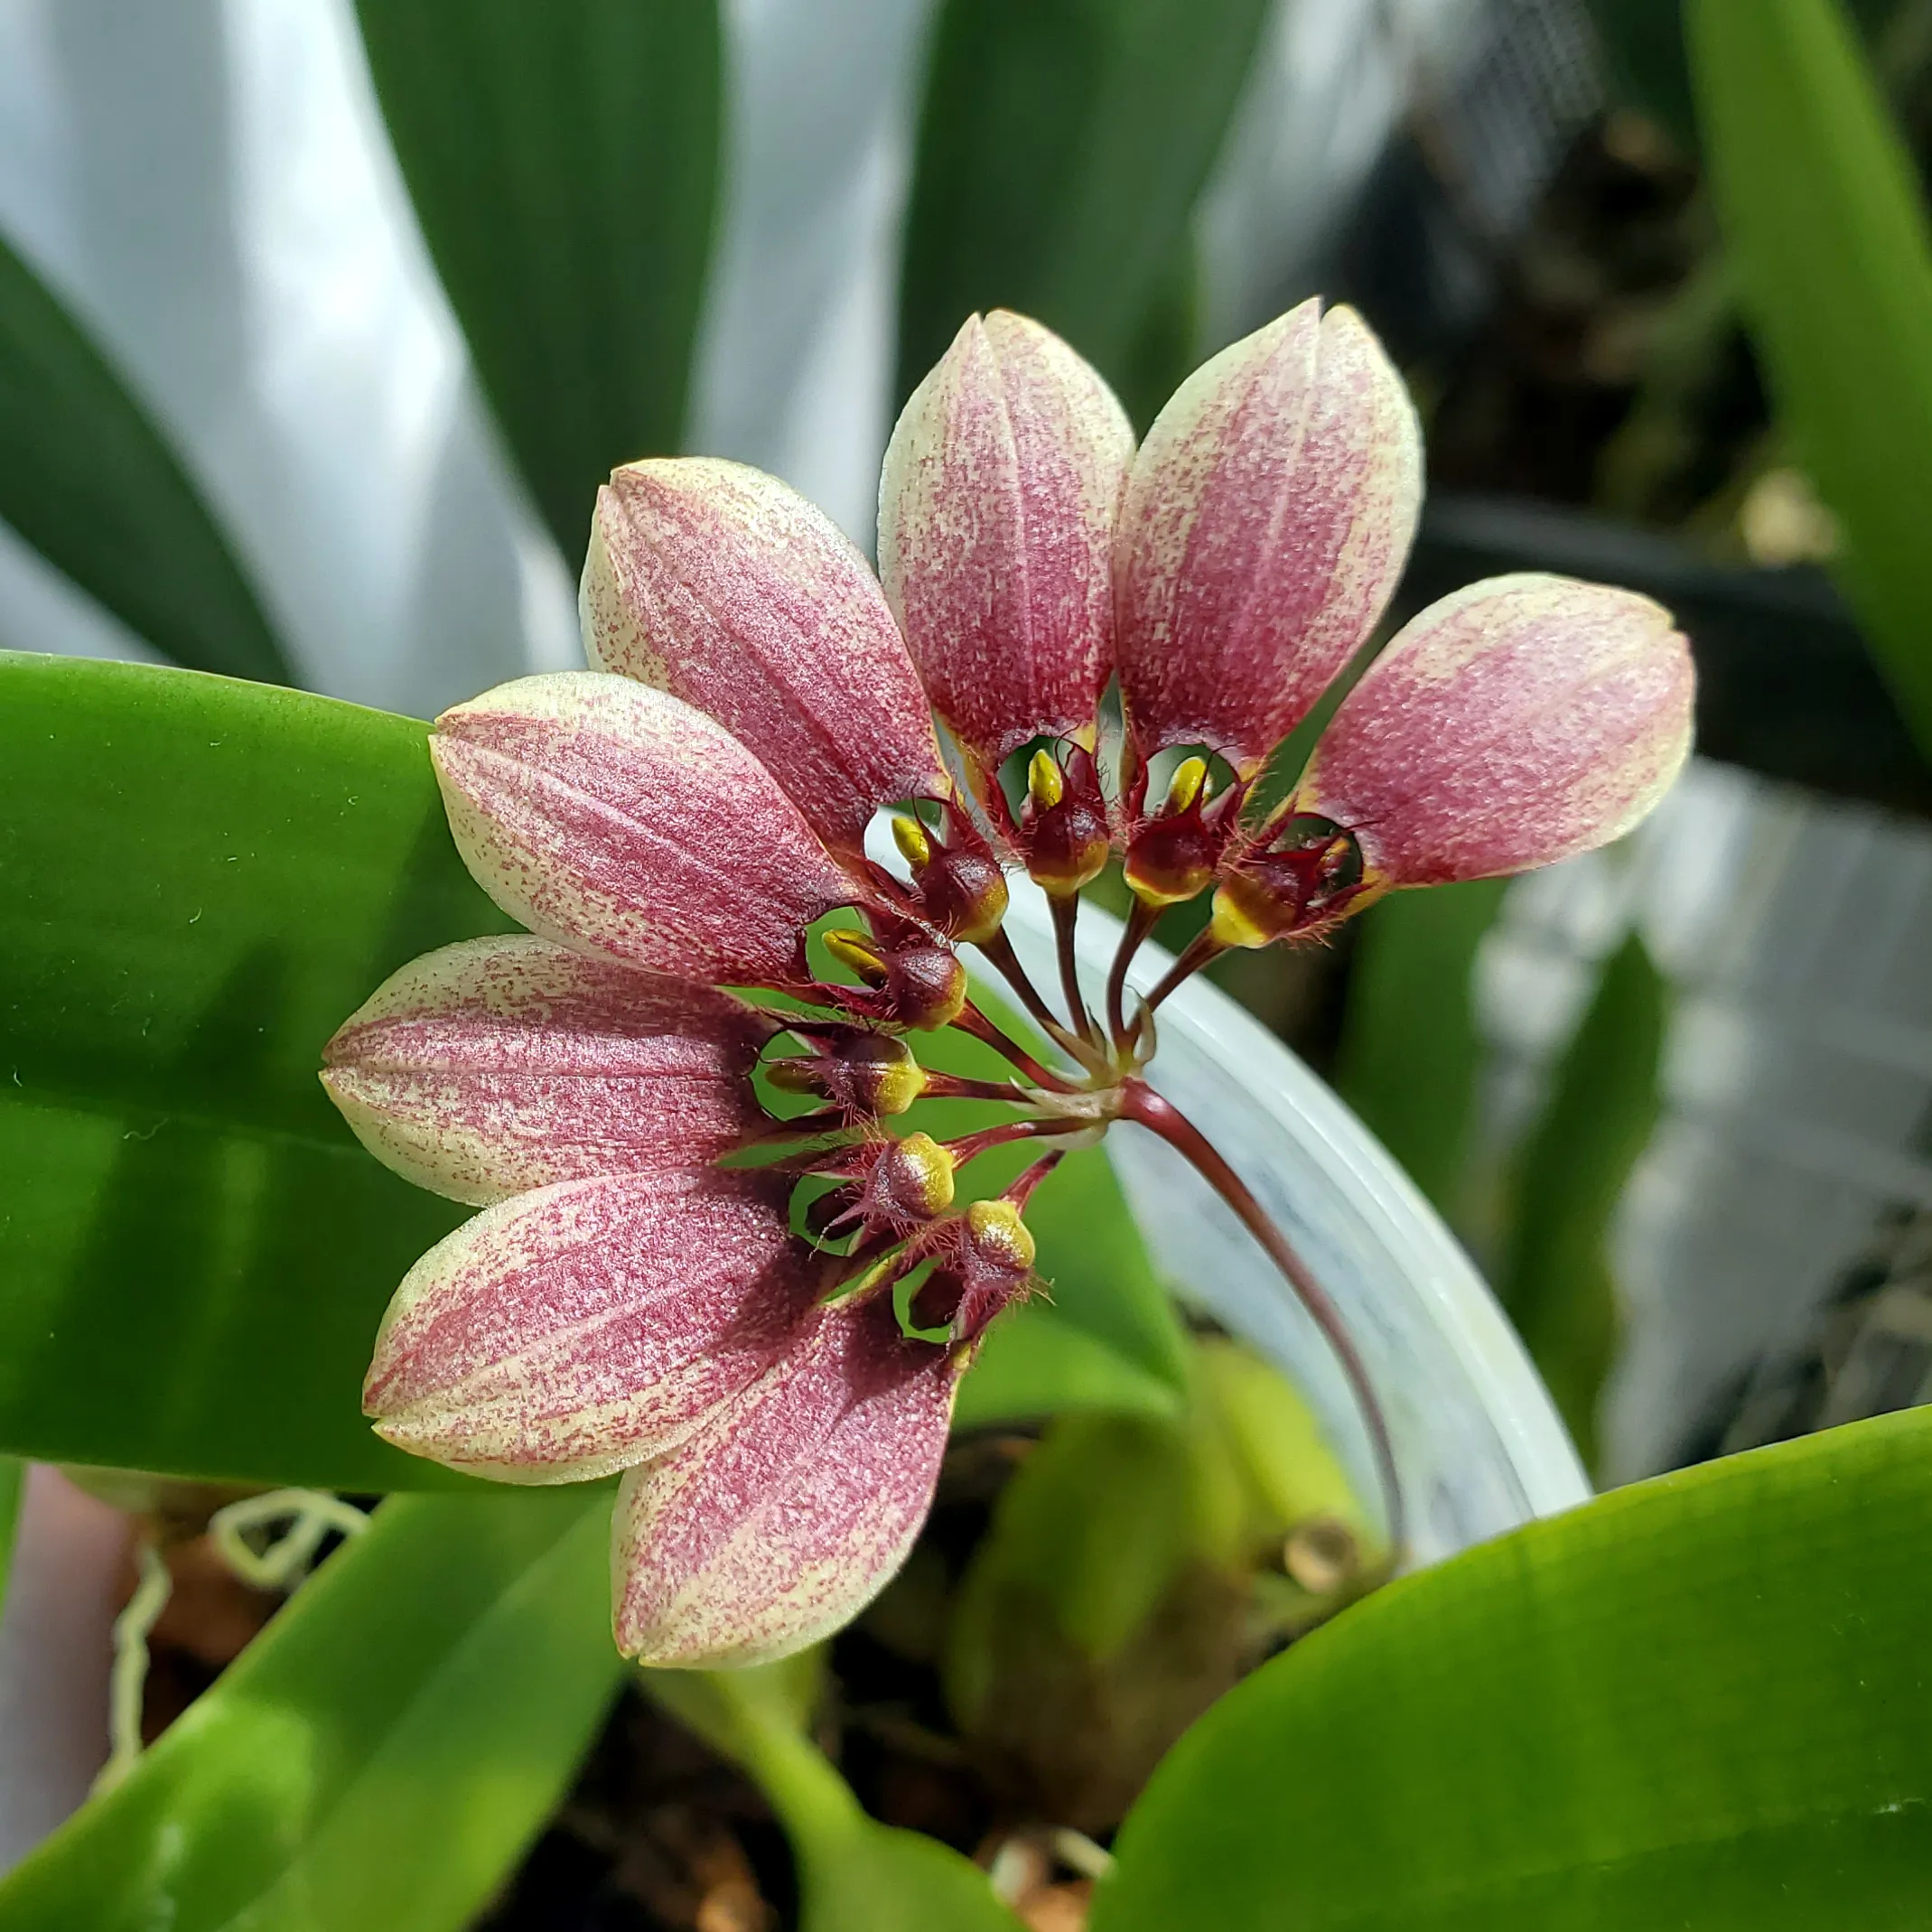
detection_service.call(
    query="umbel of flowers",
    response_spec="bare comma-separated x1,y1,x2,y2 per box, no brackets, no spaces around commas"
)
322,301,1694,1667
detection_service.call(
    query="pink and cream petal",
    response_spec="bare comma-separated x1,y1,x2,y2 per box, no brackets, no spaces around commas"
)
363,1170,815,1485
322,935,778,1208
1113,299,1422,770
433,673,855,986
611,1294,961,1667
879,311,1135,771
1295,573,1695,889
582,458,947,855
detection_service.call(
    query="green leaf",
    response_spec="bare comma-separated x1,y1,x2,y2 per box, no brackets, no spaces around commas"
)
647,1661,1025,1932
355,0,722,557
792,1825,1026,1932
1689,0,1932,756
1191,1335,1369,1546
948,1411,1200,1714
896,0,1269,416
0,229,290,684
1095,1405,1932,1931
0,652,511,1490
0,1489,619,1932
1332,878,1508,1225
956,1303,1183,1430
1019,1141,1192,1399
1498,932,1666,1474
1581,0,1900,145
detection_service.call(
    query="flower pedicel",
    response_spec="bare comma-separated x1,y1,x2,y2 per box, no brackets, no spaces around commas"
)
322,302,1694,1667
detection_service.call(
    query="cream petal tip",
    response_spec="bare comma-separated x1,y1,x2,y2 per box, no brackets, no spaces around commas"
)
1299,573,1695,887
426,674,849,985
881,308,1134,770
610,1301,959,1666
583,457,944,849
359,1171,816,1485
1113,297,1421,766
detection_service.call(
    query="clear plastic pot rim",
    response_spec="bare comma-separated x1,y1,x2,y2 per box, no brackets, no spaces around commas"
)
992,873,1589,1563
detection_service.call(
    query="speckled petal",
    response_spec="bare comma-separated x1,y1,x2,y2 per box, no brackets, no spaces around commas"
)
1114,300,1422,769
1295,574,1695,888
611,1293,960,1667
322,935,778,1208
363,1170,814,1484
879,312,1135,770
583,458,947,854
432,673,856,985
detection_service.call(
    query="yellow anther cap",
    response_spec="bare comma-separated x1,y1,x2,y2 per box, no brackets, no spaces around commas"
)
1027,748,1065,810
891,813,934,869
824,928,889,984
966,1197,1036,1274
1165,755,1209,814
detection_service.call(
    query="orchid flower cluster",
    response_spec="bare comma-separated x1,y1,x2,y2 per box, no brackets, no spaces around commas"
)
321,300,1693,1668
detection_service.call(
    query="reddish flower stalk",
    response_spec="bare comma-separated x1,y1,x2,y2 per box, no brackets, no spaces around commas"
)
1105,897,1162,1048
323,298,1694,1666
1121,1080,1405,1555
1138,929,1228,1023
1048,891,1098,1048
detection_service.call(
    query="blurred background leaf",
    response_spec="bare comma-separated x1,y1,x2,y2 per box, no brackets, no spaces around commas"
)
0,653,509,1491
1582,0,1901,147
1332,879,1509,1227
355,0,722,557
645,1658,1025,1932
0,230,289,685
896,0,1269,426
956,1302,1185,1429
1578,0,1700,144
1497,930,1667,1475
1690,0,1932,756
1095,1404,1932,1931
0,1490,617,1932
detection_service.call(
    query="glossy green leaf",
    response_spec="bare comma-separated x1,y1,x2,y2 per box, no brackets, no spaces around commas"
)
1690,0,1932,755
1332,878,1507,1226
648,1660,1025,1932
0,229,289,684
896,0,1269,415
1498,932,1666,1474
1096,1405,1932,1931
0,652,511,1490
355,0,722,557
0,1489,619,1932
